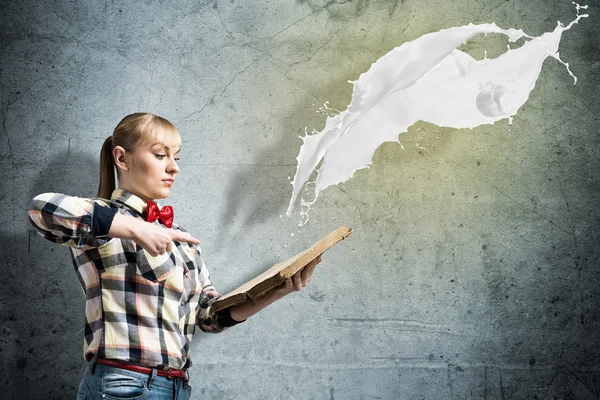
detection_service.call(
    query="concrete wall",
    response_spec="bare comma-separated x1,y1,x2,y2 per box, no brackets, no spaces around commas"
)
1,0,599,398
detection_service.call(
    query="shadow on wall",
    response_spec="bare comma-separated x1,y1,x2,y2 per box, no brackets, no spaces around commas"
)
212,67,356,247
210,0,401,246
1,151,99,399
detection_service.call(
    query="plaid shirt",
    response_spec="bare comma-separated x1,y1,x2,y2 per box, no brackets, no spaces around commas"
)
28,188,241,370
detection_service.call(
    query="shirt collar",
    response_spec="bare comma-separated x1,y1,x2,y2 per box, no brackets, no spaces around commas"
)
110,188,163,217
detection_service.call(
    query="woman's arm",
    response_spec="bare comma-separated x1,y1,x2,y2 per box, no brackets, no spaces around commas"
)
108,213,199,255
228,255,322,322
28,192,118,249
28,192,199,252
195,255,321,332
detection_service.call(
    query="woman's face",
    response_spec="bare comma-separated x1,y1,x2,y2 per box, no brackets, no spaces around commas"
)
118,136,182,202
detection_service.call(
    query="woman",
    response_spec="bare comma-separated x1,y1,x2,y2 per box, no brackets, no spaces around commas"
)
28,112,320,399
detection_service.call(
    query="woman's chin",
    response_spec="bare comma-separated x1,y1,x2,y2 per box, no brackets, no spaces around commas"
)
154,188,171,199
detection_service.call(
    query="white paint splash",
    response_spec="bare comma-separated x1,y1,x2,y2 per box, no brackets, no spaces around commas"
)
287,2,588,223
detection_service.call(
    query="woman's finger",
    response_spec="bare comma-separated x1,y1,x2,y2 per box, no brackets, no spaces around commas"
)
302,256,320,280
309,255,321,268
311,257,319,271
284,278,293,292
301,264,314,282
170,230,201,245
293,271,303,290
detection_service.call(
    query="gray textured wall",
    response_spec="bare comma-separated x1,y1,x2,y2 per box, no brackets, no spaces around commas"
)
1,0,599,399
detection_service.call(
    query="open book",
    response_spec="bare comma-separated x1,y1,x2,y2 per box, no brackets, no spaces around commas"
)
211,226,353,313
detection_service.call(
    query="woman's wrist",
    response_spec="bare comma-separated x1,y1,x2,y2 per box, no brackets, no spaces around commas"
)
228,286,290,321
108,212,143,240
273,283,293,298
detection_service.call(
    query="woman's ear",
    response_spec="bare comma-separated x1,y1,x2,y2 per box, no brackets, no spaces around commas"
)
113,146,130,172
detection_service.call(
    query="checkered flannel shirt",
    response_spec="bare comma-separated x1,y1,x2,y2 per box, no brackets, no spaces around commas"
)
28,188,242,370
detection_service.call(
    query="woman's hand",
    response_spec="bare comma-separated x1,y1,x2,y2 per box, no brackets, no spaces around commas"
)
133,222,200,256
280,254,322,296
109,213,200,256
228,254,323,322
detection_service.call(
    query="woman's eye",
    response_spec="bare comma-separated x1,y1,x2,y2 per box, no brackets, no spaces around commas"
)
155,154,180,161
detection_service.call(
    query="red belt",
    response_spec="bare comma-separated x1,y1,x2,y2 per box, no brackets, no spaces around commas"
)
96,357,189,381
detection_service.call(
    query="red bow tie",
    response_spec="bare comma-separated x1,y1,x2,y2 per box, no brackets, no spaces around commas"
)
145,200,174,228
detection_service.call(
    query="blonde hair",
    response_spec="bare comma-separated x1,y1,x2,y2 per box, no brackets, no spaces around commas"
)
97,113,181,199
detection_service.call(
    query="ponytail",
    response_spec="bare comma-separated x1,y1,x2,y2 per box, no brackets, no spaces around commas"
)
97,135,116,199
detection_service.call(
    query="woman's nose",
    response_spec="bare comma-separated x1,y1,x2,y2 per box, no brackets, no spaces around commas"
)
168,158,180,173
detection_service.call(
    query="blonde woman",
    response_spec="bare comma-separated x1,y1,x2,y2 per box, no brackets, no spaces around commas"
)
28,113,320,400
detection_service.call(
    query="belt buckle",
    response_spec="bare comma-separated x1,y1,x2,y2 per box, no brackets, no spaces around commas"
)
167,368,173,379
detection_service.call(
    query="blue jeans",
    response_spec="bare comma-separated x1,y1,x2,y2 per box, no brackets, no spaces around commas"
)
76,355,192,400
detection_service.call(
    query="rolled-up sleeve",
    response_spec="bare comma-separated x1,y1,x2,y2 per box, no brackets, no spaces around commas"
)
195,254,245,333
28,192,118,250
